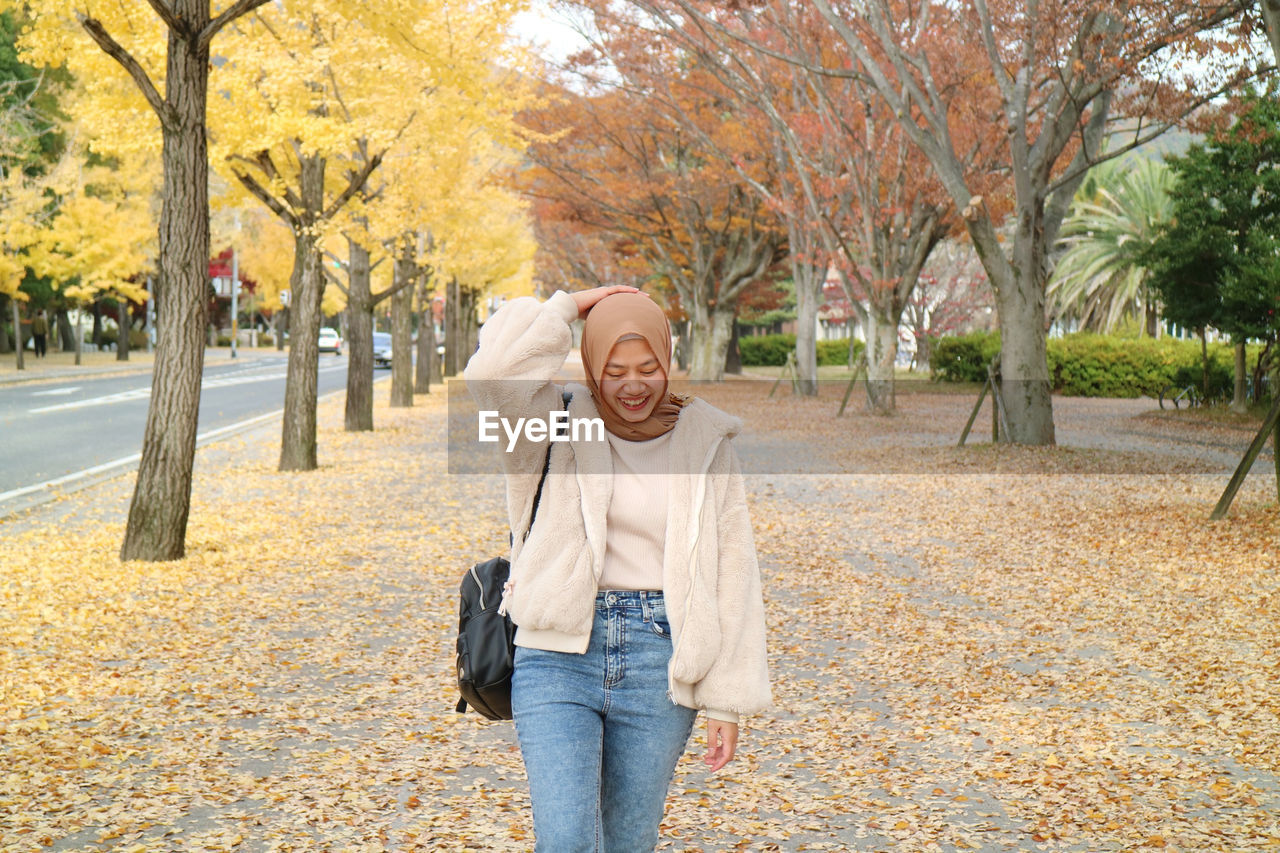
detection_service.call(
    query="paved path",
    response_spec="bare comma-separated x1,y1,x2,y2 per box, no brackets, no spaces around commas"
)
2,385,1277,851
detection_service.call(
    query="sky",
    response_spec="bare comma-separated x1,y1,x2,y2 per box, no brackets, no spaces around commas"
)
510,1,593,64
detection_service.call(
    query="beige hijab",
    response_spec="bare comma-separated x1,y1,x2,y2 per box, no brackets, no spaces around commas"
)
580,293,687,440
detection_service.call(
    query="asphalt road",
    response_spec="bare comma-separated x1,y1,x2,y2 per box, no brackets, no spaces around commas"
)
0,353,353,503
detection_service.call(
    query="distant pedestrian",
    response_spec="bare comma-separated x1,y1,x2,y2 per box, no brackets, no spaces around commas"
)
465,285,772,851
31,310,49,358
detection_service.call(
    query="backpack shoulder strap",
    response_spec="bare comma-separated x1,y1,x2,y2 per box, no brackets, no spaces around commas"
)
522,390,573,541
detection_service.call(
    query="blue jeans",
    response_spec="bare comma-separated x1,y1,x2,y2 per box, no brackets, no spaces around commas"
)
512,590,698,853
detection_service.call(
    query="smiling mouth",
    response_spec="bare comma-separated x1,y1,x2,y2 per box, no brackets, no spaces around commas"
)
618,395,650,411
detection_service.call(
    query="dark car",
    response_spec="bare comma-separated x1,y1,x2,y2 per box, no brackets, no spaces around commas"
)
372,332,392,369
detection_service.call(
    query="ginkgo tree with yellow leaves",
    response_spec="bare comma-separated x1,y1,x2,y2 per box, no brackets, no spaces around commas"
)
222,205,295,349
6,0,275,562
212,0,532,471
431,180,537,379
379,122,537,382
1,77,155,367
0,68,71,366
0,160,60,368
24,134,157,364
6,0,531,558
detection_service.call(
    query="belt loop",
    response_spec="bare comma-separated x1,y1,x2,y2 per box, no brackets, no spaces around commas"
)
640,590,651,622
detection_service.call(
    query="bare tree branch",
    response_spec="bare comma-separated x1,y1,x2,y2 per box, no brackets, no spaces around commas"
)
228,150,307,214
322,264,349,296
199,0,274,51
323,150,384,222
141,0,192,42
230,168,299,231
77,14,174,128
370,272,417,307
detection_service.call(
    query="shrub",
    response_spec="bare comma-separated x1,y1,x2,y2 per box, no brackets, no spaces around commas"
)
1046,334,1239,398
216,336,233,347
739,333,863,367
83,328,148,349
932,330,1244,398
931,331,1001,382
260,334,275,347
818,337,863,366
1170,359,1234,401
739,333,794,366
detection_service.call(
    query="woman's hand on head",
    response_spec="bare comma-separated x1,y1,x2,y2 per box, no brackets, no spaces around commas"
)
704,718,738,773
570,285,644,320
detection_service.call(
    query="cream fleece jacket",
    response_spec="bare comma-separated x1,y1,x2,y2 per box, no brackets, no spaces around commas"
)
463,291,772,723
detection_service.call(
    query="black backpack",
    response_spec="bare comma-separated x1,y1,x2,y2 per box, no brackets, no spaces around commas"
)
454,555,517,720
455,391,570,720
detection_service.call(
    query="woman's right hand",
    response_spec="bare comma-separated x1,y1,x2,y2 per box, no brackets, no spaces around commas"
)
570,285,644,320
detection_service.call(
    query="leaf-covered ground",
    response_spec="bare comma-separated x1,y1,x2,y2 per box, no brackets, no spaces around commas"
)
2,381,1278,851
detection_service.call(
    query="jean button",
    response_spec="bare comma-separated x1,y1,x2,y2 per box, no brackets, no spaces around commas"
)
607,593,617,605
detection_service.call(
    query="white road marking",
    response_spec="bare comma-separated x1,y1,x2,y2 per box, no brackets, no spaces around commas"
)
27,364,345,414
0,380,365,508
30,386,82,397
0,452,142,504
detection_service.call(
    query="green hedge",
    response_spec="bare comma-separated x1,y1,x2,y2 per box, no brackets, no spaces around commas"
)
931,331,1001,382
932,331,1244,398
739,333,864,367
87,328,149,349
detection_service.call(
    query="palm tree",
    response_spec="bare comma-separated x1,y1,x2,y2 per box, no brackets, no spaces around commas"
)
1048,157,1174,336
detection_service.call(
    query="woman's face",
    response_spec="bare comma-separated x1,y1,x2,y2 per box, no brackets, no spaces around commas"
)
600,337,666,423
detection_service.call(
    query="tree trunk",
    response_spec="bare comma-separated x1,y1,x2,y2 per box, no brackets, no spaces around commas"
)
988,220,1056,445
117,301,130,361
1231,340,1249,414
278,156,326,472
276,307,288,351
390,252,414,408
414,270,433,394
92,300,104,351
444,276,460,377
0,295,11,355
792,261,821,396
120,19,211,561
462,286,479,363
863,304,899,415
687,301,735,381
1145,298,1160,339
11,298,24,370
1262,0,1280,66
724,319,742,375
674,319,690,372
445,280,480,377
997,294,1056,444
916,333,932,373
56,308,74,352
1200,330,1210,403
343,239,375,432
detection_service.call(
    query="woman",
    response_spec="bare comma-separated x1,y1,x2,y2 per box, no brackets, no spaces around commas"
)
464,285,771,852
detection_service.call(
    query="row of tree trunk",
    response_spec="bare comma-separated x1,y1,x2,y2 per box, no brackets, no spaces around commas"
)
340,238,449,432
0,296,139,360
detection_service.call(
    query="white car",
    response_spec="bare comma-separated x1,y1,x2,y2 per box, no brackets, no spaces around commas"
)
318,327,343,355
372,332,393,368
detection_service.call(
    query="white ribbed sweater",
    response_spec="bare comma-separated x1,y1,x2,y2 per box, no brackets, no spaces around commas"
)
600,431,671,591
